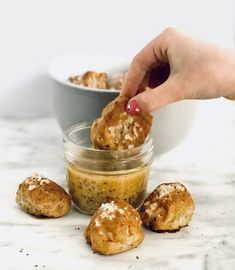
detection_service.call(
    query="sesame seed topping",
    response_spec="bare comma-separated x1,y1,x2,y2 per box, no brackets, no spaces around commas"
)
124,134,133,141
133,126,138,137
100,201,117,212
107,127,115,137
28,185,37,191
149,202,158,211
118,209,125,214
99,201,118,220
158,183,186,198
144,201,150,207
39,179,50,185
95,219,101,227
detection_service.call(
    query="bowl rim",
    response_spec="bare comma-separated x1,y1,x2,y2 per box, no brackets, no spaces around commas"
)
48,52,129,93
50,76,120,93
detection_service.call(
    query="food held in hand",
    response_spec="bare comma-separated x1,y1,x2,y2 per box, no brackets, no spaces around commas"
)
84,200,144,255
90,95,153,150
16,174,71,217
140,182,195,231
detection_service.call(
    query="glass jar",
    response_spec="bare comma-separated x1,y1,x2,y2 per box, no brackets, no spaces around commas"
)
63,121,153,215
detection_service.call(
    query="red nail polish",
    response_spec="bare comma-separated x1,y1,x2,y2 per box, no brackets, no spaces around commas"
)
125,99,141,115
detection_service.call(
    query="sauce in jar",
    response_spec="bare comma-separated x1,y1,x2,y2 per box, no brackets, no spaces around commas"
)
64,122,153,214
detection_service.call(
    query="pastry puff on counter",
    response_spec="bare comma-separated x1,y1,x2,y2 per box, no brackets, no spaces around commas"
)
140,182,195,231
85,200,144,255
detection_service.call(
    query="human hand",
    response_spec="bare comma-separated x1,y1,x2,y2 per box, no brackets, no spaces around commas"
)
121,27,235,113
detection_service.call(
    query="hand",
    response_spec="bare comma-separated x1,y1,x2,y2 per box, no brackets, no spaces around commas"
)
121,27,235,113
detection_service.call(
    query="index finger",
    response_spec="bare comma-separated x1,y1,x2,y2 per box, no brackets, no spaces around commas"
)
121,32,169,98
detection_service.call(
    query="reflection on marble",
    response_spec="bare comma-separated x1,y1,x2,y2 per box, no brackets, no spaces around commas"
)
0,99,235,270
205,240,235,270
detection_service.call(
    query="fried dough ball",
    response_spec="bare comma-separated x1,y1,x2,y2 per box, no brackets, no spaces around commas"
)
68,71,108,89
16,174,71,217
91,95,153,150
140,182,195,231
84,200,144,255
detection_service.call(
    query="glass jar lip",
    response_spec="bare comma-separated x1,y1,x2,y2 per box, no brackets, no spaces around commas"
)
63,120,153,154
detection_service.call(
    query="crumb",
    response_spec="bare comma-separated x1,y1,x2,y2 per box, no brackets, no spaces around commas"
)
136,256,139,259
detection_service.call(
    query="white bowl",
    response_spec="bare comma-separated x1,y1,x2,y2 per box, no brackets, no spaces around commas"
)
48,52,198,156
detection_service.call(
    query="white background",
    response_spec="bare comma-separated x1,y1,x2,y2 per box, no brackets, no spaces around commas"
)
0,0,234,118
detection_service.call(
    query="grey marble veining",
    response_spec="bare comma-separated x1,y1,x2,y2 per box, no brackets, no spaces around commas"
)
1,102,235,270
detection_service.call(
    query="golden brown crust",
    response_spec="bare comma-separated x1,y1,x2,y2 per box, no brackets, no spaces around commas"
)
91,95,153,150
84,200,144,255
140,182,195,231
68,71,108,89
16,174,71,217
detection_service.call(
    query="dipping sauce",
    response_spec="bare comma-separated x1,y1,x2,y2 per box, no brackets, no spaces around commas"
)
67,164,149,214
64,122,153,215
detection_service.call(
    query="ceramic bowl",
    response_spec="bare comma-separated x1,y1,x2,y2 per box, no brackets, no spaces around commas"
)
48,52,198,156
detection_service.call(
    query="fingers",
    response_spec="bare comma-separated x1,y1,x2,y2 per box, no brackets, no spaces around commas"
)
126,79,181,113
121,27,183,112
120,52,151,98
121,32,169,98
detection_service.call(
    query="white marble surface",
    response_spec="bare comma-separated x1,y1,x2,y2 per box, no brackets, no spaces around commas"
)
1,99,235,270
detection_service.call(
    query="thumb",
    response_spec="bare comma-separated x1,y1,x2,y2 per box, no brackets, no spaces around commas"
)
126,80,180,113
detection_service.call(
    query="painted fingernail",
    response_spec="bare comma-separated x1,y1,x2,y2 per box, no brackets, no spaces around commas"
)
125,99,141,115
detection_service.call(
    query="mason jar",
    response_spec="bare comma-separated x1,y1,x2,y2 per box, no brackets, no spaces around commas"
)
64,121,153,215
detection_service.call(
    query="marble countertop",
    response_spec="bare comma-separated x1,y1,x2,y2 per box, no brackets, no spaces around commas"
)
1,99,235,270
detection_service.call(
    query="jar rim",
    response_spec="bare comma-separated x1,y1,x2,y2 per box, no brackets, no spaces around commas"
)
63,121,154,171
63,121,153,154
